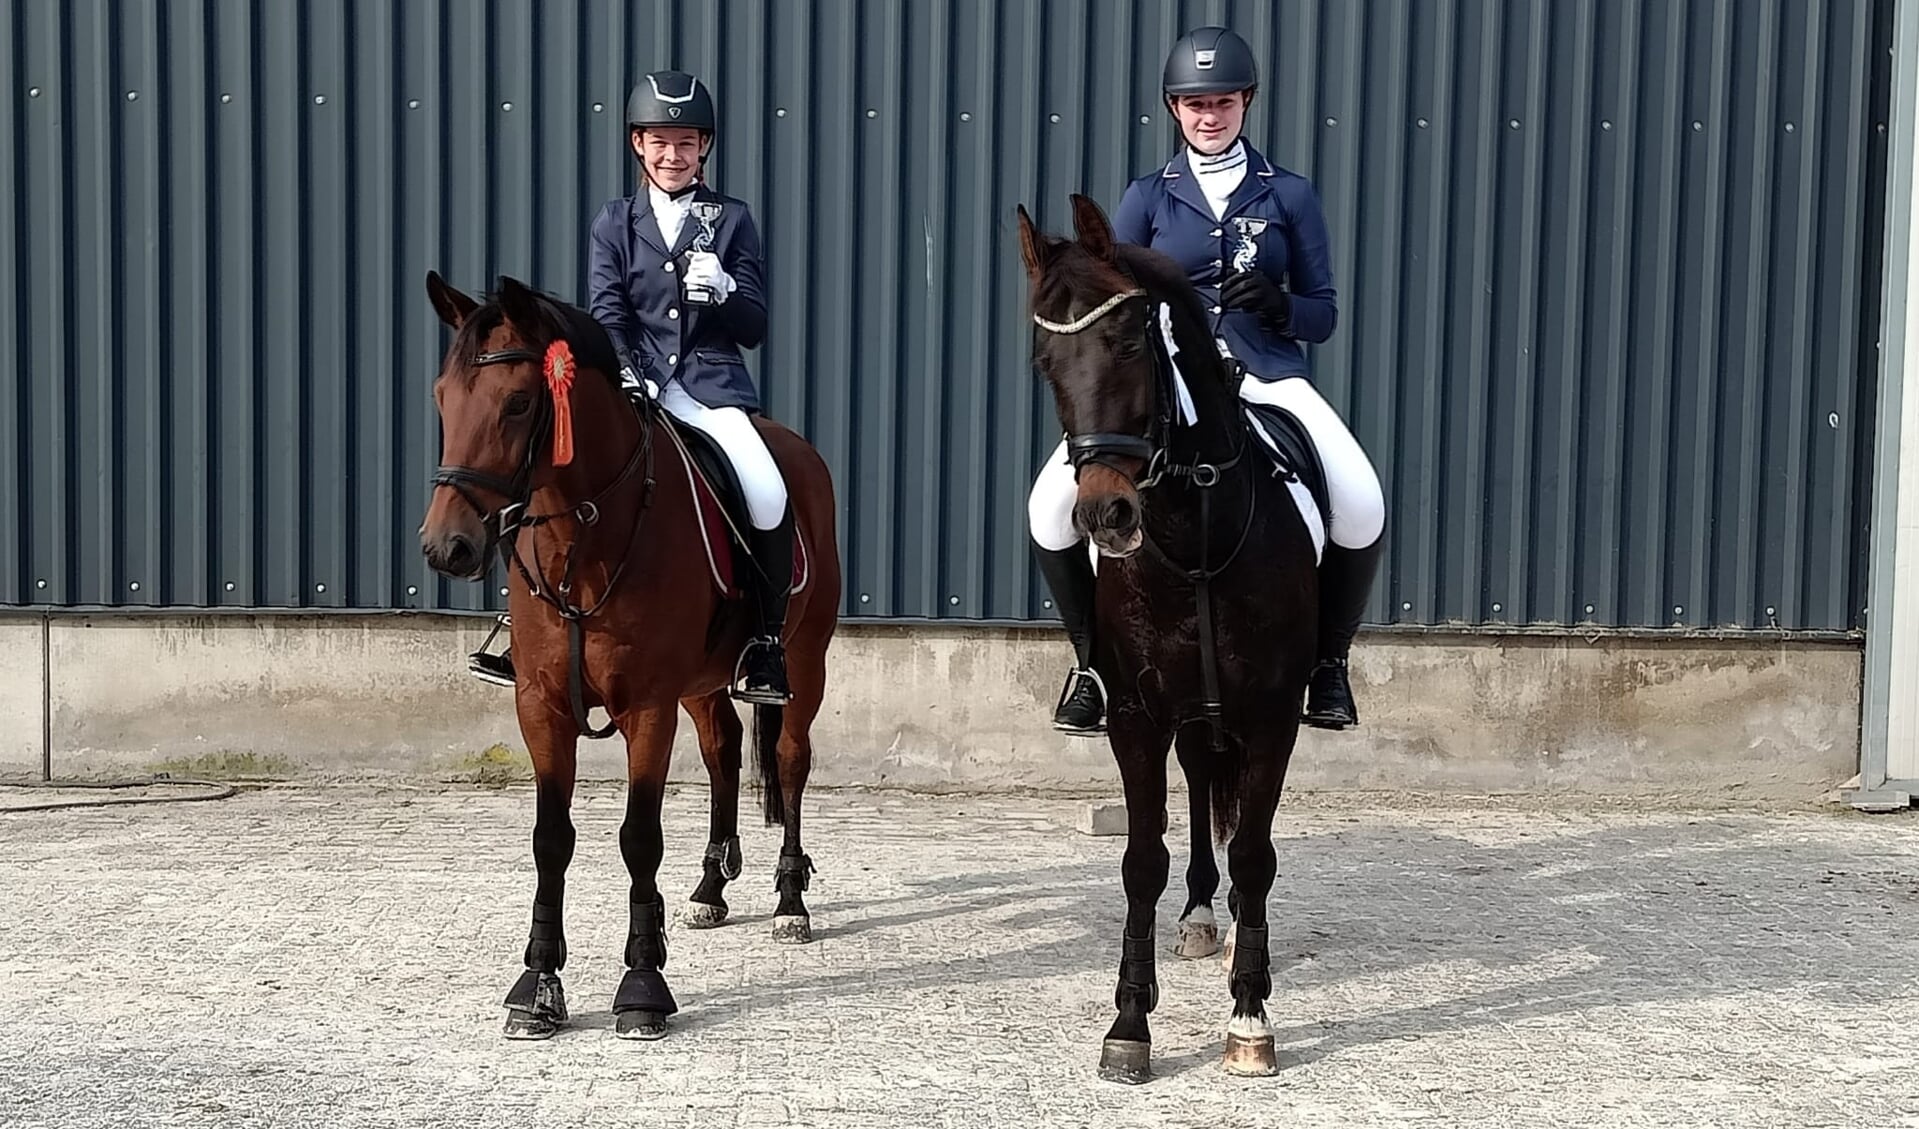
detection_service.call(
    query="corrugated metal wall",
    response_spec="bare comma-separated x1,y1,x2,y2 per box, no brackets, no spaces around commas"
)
0,0,1893,631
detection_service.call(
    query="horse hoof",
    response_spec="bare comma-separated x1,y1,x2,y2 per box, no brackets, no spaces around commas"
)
679,900,729,929
615,1010,670,1041
1176,911,1221,960
501,971,567,1040
1097,1039,1153,1085
1223,1015,1279,1077
771,914,813,944
502,1009,560,1040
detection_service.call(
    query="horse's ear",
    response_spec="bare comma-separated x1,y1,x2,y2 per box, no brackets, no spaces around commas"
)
1070,193,1117,263
1016,204,1050,279
426,270,478,328
494,275,545,340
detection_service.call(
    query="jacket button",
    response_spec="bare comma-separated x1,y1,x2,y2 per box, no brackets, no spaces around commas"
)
1211,228,1223,237
1211,305,1223,315
664,261,675,272
667,354,678,365
1213,259,1223,268
668,308,679,319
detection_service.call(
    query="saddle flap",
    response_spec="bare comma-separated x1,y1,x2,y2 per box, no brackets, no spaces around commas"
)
1242,402,1333,548
657,408,809,599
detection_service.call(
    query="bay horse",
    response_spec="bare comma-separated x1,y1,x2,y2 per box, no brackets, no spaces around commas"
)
1017,196,1321,1082
418,272,841,1041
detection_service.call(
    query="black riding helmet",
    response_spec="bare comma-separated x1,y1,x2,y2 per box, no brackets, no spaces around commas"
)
1161,26,1259,98
625,69,716,136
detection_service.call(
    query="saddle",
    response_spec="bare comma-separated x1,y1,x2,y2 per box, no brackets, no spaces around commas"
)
644,394,808,599
1240,402,1333,560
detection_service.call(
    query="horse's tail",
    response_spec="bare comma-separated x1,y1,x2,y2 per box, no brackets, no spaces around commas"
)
752,703,786,827
1210,732,1243,845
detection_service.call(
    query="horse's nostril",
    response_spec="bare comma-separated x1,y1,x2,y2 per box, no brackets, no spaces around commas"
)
1104,496,1138,531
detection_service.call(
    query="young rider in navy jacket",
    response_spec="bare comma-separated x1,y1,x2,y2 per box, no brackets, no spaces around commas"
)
1027,26,1388,736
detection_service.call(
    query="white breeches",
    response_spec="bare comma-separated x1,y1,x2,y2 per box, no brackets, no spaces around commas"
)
656,378,789,530
1026,376,1385,553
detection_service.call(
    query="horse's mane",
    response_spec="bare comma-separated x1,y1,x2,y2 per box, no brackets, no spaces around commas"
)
449,284,624,388
1112,243,1229,386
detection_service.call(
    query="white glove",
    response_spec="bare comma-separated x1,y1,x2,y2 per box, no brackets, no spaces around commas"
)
681,251,736,301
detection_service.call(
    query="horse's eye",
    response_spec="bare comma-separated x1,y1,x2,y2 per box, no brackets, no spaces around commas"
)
1115,338,1145,361
504,392,533,417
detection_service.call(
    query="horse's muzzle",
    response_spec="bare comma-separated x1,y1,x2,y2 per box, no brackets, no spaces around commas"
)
1075,489,1143,559
422,528,488,579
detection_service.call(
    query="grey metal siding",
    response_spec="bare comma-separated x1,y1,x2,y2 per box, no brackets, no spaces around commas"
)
0,0,1892,631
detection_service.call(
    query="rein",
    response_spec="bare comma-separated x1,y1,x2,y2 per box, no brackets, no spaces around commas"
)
1031,282,1256,747
430,343,659,740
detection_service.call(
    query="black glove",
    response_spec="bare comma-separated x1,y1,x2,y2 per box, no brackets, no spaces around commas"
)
1219,269,1292,336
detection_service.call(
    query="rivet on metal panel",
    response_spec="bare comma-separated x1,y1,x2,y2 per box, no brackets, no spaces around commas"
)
1324,116,1337,127
949,596,961,606
1491,602,1502,613
28,87,40,97
221,94,232,104
500,587,509,597
1673,606,1684,616
1585,604,1596,615
866,109,877,119
593,102,604,112
1508,118,1520,129
408,99,420,109
860,593,871,603
315,95,327,105
776,107,787,117
1691,121,1703,132
1416,117,1428,128
130,582,141,591
1050,113,1061,123
1784,122,1795,133
960,112,971,121
1401,602,1412,612
316,584,327,593
225,582,236,591
502,101,513,111
36,579,46,589
1601,120,1612,131
1043,600,1054,609
125,91,138,101
1829,412,1840,429
407,586,419,596
1766,605,1777,617
1139,115,1150,124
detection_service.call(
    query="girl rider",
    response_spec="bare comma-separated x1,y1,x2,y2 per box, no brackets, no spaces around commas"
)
1027,26,1387,735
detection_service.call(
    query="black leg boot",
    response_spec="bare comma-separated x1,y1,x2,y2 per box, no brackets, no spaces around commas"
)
1303,537,1384,730
468,614,516,687
1034,541,1106,735
733,507,794,706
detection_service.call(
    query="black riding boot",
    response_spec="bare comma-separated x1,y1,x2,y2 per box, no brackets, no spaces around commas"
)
468,614,516,688
733,508,795,706
1034,541,1106,735
1303,537,1384,730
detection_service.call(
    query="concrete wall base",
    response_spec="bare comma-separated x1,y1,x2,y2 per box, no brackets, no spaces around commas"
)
0,614,1862,801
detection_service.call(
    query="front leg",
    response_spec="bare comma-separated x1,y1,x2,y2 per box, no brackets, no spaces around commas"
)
1098,709,1173,1085
503,696,579,1040
614,703,680,1041
680,691,744,929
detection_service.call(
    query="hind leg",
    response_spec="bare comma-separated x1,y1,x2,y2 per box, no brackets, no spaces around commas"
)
1173,728,1223,960
755,639,825,944
680,691,744,929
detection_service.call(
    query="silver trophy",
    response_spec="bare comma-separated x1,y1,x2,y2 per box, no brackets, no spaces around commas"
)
1230,217,1269,273
682,201,725,305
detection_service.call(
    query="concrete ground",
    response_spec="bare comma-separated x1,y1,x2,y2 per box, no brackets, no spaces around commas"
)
2,783,1917,1128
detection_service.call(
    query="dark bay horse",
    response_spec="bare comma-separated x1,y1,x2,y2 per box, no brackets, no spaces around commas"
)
1017,196,1320,1082
419,272,841,1041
